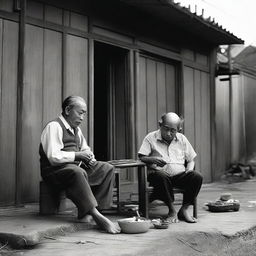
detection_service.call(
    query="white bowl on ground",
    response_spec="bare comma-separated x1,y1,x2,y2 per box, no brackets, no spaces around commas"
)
117,217,151,234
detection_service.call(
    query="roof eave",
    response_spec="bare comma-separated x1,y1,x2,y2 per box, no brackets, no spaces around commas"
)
121,0,244,45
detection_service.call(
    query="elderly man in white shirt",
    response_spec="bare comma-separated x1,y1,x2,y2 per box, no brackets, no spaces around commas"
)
39,95,120,234
138,112,203,223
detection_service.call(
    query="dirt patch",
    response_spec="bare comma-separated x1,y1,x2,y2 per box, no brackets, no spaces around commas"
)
137,227,256,256
175,227,256,256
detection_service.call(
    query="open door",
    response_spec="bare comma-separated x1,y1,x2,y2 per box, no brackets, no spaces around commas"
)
94,42,137,199
94,42,129,161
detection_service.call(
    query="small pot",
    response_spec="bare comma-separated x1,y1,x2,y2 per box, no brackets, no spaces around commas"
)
117,217,151,234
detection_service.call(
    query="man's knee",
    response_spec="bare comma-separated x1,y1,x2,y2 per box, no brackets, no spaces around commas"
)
98,161,115,175
192,171,203,186
149,171,170,183
104,162,114,172
70,165,88,180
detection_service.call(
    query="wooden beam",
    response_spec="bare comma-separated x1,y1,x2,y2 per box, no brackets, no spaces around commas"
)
209,47,217,181
88,38,94,149
15,0,26,205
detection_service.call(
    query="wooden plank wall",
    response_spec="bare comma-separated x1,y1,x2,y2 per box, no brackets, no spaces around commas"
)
243,74,256,159
0,19,19,205
183,51,212,182
64,34,88,135
136,55,176,150
15,1,89,203
215,77,231,178
230,76,246,163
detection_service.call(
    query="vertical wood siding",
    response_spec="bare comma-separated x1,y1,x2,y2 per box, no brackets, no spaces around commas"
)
231,76,246,162
136,55,176,149
243,74,256,158
0,19,19,205
0,0,90,204
215,77,231,178
64,34,88,138
42,29,63,126
19,24,44,201
184,66,212,182
18,30,88,203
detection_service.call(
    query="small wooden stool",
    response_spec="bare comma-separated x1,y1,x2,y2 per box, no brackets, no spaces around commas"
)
39,181,68,215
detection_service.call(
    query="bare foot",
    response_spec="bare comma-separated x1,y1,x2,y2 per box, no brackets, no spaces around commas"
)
77,214,93,223
90,208,121,234
166,205,179,223
178,208,197,223
166,213,179,223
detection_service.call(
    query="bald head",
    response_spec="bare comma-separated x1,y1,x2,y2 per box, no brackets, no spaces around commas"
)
159,113,183,142
160,112,181,127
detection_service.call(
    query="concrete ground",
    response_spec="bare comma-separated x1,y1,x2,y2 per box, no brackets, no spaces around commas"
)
0,178,256,255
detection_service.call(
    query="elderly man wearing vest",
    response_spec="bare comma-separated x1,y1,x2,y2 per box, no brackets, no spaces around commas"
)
138,112,203,223
39,96,120,234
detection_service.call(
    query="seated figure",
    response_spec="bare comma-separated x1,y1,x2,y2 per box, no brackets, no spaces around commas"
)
39,95,120,234
138,112,203,223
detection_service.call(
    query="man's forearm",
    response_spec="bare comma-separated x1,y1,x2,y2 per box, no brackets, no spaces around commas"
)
186,160,195,171
139,155,154,164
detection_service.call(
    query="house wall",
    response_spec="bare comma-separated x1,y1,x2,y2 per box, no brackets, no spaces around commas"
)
243,72,256,159
215,74,247,179
215,76,231,178
136,54,177,148
231,75,246,162
0,0,214,205
182,50,212,182
0,18,19,205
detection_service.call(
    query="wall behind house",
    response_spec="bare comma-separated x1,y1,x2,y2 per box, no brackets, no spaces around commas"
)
215,76,231,178
182,50,212,183
243,73,256,159
0,0,217,204
0,17,19,205
0,0,90,204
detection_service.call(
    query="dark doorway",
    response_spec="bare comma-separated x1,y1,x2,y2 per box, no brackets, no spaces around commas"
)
94,42,129,161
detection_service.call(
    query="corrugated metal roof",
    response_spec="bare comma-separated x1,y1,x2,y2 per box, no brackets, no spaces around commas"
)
121,0,244,45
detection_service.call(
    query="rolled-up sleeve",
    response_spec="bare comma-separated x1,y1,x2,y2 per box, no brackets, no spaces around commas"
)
138,137,152,156
183,136,197,161
41,122,75,165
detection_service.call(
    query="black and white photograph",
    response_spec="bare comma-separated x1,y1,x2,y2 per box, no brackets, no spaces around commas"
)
0,0,256,255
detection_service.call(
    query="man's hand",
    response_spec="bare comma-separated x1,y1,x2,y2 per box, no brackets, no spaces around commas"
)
75,150,94,163
185,160,195,173
151,157,167,167
139,155,167,167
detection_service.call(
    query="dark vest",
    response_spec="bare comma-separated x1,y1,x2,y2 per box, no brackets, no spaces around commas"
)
39,117,80,176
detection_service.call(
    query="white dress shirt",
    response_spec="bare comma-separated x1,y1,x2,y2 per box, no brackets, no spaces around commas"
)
41,115,93,166
138,130,197,176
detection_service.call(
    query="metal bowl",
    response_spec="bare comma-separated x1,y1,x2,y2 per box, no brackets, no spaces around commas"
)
117,217,151,234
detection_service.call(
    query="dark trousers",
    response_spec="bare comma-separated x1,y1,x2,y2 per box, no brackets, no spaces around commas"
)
42,161,115,219
148,170,203,209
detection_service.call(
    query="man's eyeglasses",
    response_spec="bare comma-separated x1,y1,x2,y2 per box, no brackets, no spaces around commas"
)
161,125,177,133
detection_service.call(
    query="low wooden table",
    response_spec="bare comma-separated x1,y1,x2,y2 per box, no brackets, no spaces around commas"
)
108,159,198,219
108,159,149,218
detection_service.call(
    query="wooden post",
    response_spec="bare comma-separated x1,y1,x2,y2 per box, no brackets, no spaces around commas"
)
127,49,136,159
209,47,217,181
134,50,140,153
88,38,94,149
15,0,26,205
138,165,148,218
228,45,233,163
